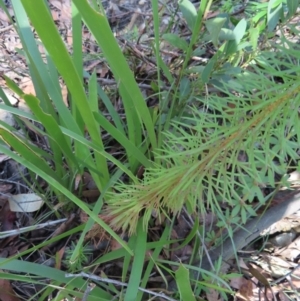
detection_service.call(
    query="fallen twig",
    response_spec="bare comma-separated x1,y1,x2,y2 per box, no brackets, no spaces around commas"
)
65,272,177,301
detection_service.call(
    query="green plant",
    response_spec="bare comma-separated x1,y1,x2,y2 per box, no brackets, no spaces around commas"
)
0,0,299,300
105,49,300,231
64,242,93,272
105,17,300,296
0,0,212,299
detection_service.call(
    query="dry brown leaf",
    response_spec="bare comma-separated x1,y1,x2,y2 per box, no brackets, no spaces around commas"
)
74,173,82,191
275,236,300,260
8,193,44,212
0,183,13,193
236,281,254,301
248,263,271,288
237,257,249,270
82,172,97,190
231,277,254,301
80,211,110,246
55,247,65,270
206,288,220,301
82,190,100,198
0,198,17,231
252,286,274,301
0,277,21,301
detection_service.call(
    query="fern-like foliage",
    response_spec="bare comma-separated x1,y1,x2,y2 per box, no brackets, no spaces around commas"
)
104,37,300,235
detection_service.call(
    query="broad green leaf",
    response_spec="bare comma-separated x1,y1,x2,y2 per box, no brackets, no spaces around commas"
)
233,18,247,44
95,248,129,265
157,55,174,84
205,17,227,47
122,235,137,298
0,122,53,163
175,264,196,301
119,84,142,169
219,28,235,41
151,0,163,137
71,2,83,77
179,0,197,31
162,33,189,51
0,100,135,181
225,18,247,55
249,27,260,50
253,10,268,24
4,76,24,96
69,11,86,146
267,0,283,32
59,127,137,182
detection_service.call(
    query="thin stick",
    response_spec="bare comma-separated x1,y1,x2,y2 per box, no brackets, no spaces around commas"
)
65,272,177,301
0,218,67,238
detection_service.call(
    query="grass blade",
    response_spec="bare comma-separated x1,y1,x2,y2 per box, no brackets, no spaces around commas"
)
0,141,133,256
73,0,157,150
20,0,110,189
124,220,147,301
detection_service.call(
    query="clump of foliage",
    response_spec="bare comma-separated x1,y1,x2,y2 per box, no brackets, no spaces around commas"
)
0,0,299,300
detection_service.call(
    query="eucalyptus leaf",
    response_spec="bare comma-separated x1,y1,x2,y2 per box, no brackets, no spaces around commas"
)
267,0,283,32
202,57,216,83
219,28,235,41
225,18,247,55
162,33,189,51
178,0,197,31
205,17,227,47
233,18,247,44
249,27,260,50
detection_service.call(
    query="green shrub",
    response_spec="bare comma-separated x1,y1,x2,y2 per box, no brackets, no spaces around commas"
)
0,0,299,300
